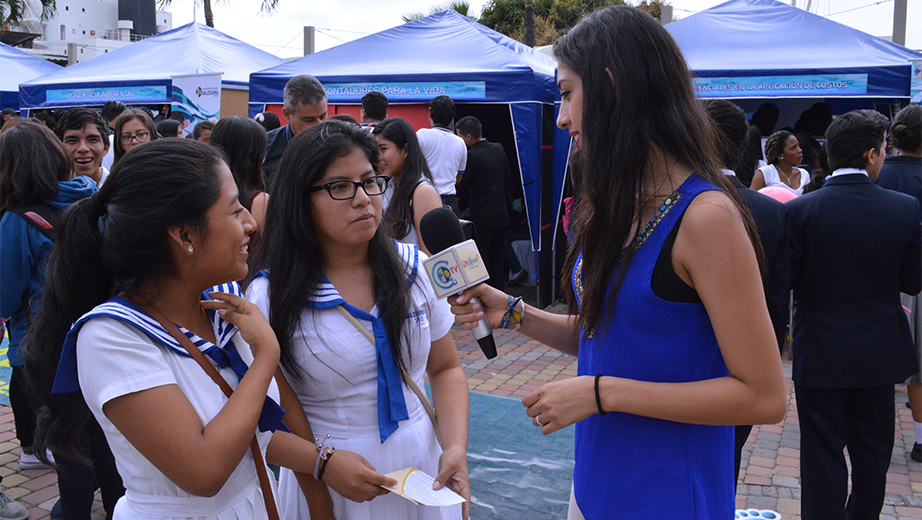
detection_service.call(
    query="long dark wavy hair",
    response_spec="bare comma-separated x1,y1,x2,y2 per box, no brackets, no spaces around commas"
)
259,121,413,380
23,139,224,463
372,117,434,241
210,116,268,210
555,6,763,337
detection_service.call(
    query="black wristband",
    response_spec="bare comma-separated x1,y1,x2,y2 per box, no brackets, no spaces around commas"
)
317,447,335,481
595,373,607,416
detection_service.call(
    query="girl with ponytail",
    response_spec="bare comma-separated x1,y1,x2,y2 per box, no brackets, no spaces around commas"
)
1,120,124,519
24,138,384,520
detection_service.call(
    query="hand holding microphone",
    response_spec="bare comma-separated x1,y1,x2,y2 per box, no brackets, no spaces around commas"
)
447,285,512,333
419,207,499,359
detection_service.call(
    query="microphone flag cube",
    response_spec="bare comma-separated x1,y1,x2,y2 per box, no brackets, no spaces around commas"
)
422,239,490,299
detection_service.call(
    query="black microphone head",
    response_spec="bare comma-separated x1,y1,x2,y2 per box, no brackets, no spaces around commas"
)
477,335,497,359
419,207,465,254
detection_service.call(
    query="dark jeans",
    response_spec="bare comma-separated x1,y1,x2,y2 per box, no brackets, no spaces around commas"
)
53,418,124,520
796,384,894,520
476,226,508,291
10,366,37,449
503,223,530,275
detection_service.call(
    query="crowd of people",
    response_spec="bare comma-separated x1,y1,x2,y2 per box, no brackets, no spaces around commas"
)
0,4,920,520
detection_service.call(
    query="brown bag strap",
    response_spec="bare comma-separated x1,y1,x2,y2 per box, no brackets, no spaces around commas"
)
135,301,281,520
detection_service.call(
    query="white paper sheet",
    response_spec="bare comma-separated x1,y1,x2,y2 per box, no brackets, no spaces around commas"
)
383,467,466,507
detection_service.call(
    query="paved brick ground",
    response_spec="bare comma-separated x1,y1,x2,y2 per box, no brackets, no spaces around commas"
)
452,320,922,519
2,318,920,519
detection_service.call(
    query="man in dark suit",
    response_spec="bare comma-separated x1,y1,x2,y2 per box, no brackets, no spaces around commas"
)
455,116,511,291
263,74,327,187
787,109,922,520
704,99,790,485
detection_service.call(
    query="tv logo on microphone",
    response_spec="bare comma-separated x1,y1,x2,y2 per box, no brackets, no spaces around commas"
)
432,261,459,290
423,239,489,299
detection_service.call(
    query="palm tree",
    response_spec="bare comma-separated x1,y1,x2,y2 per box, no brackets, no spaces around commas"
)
402,0,474,23
157,0,279,29
1,0,55,27
523,0,534,47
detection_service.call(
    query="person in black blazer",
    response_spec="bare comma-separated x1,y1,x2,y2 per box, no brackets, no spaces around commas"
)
787,109,922,520
456,116,511,290
704,99,790,485
875,103,922,463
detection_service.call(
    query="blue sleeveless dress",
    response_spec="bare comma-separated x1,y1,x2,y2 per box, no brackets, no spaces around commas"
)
572,174,734,519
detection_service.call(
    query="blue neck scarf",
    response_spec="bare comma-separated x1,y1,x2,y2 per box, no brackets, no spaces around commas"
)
255,240,419,443
53,282,287,434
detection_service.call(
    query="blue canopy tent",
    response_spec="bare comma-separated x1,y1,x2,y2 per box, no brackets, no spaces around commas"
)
19,22,285,112
0,42,60,110
666,0,922,106
249,10,571,274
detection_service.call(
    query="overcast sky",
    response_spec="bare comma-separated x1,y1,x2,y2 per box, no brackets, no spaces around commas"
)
163,0,921,58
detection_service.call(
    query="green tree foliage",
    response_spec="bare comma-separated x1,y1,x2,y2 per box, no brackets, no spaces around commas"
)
1,0,55,27
479,0,668,46
403,0,474,23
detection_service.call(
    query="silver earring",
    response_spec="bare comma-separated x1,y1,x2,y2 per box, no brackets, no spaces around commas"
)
188,245,194,253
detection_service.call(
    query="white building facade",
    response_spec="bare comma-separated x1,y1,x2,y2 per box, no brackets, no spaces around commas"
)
10,0,172,62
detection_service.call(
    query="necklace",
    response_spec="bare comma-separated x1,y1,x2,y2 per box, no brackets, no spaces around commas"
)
777,165,798,188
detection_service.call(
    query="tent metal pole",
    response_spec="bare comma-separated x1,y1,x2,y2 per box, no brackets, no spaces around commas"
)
892,0,907,46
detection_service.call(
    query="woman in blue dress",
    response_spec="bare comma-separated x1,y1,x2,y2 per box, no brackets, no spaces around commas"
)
449,7,786,519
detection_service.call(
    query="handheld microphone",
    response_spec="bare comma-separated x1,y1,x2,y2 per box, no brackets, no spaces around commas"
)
419,207,497,359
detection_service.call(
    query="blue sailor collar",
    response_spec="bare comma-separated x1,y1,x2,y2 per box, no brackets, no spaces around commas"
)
53,281,287,433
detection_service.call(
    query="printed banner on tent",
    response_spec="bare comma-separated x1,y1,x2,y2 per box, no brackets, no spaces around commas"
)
911,60,921,105
693,74,868,98
323,82,486,102
172,73,221,136
46,85,168,103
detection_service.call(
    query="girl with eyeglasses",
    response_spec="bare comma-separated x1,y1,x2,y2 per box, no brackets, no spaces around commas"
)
113,108,159,166
247,121,470,520
372,117,443,255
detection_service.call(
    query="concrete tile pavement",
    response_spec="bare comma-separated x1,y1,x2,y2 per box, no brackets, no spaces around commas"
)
1,320,919,519
452,321,922,519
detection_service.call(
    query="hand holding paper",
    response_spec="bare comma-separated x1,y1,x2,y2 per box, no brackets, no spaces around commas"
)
382,468,466,507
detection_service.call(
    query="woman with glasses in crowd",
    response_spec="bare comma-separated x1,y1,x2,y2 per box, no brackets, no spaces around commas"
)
112,108,159,166
248,121,470,520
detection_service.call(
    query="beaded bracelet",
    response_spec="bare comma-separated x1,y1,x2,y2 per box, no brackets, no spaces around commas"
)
500,295,524,330
594,373,607,416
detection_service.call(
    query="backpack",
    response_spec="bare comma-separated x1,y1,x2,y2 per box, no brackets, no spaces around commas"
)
7,203,57,326
10,203,56,241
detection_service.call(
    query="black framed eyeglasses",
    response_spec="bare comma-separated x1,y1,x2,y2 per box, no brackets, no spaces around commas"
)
307,175,390,200
119,131,150,145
